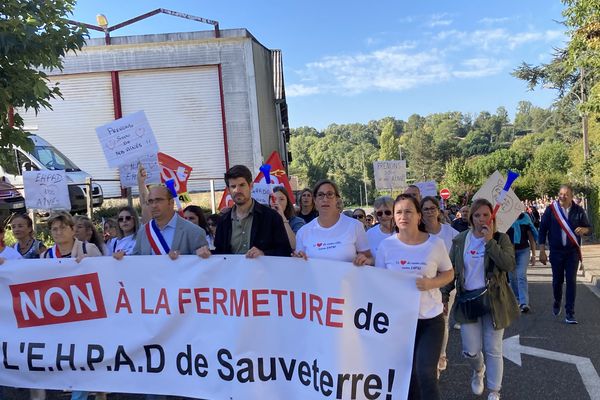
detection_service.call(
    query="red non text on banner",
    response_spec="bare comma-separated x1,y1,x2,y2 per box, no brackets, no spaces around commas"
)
9,273,107,328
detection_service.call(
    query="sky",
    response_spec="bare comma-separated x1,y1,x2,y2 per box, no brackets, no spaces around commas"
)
71,0,568,130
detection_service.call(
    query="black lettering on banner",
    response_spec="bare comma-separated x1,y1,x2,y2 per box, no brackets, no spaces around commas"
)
86,344,104,371
27,343,45,372
311,359,320,391
351,374,365,399
336,374,351,399
217,348,234,381
114,345,135,372
177,345,207,377
280,357,296,381
144,344,165,373
320,370,334,396
237,358,255,383
257,357,276,381
2,342,19,370
364,374,383,399
56,343,75,371
353,302,389,333
298,361,311,386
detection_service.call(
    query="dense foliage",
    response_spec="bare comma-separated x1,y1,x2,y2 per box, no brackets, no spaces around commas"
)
0,0,86,157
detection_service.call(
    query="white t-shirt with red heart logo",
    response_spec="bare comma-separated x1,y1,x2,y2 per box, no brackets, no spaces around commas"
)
295,214,370,262
375,234,452,319
464,232,487,290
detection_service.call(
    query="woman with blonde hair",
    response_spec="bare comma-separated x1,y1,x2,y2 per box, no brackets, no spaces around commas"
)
446,198,519,400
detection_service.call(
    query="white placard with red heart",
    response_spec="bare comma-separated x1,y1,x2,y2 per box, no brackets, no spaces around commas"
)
96,111,160,168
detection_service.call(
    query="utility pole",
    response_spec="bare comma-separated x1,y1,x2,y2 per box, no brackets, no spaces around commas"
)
581,67,590,186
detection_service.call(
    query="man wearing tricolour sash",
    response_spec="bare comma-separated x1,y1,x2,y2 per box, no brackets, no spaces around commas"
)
131,185,209,258
538,184,591,324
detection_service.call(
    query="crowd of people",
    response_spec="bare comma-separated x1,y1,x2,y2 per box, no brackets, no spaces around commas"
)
0,164,591,400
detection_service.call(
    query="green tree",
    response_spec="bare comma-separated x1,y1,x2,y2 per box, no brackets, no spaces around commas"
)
0,0,86,153
378,121,401,160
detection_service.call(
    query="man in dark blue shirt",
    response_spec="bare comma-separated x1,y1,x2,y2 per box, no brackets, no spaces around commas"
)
538,184,591,324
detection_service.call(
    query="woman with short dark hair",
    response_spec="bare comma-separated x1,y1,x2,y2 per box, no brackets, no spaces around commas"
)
294,179,372,265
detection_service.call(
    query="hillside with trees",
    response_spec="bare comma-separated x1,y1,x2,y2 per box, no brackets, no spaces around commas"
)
289,0,600,235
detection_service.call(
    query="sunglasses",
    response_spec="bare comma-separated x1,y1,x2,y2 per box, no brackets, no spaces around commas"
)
376,210,392,217
118,215,133,222
352,215,365,220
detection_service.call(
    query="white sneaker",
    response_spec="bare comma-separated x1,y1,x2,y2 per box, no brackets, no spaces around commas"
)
471,364,486,395
488,391,501,400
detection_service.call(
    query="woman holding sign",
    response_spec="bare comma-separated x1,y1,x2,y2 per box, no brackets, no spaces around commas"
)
375,194,454,400
445,199,518,400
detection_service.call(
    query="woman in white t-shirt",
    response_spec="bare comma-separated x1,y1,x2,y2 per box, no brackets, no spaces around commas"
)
294,179,372,265
110,206,140,256
367,196,395,260
421,195,459,378
376,194,454,400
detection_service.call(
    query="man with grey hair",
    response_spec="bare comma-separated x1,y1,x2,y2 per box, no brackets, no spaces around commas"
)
539,184,591,324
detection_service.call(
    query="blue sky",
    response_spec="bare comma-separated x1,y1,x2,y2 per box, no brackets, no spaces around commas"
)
72,0,568,130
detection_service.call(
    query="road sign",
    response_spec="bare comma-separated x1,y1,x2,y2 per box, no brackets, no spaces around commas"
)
373,160,406,190
440,188,451,200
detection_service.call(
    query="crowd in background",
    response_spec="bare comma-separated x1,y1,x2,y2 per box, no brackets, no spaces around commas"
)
0,167,591,400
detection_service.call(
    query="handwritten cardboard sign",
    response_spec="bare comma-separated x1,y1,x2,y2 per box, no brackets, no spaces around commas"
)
472,171,524,233
23,170,71,211
373,160,407,190
119,154,161,188
96,111,159,168
414,180,438,198
251,182,273,205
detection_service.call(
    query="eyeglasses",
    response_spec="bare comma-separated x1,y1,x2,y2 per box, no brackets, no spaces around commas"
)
376,210,392,217
422,207,438,213
316,192,336,199
353,214,365,220
147,198,167,205
118,215,133,222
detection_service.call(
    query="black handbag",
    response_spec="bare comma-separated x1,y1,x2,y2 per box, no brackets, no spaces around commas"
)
456,286,491,321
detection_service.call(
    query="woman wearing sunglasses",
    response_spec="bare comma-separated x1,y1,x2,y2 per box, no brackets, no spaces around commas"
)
367,196,395,259
110,206,140,256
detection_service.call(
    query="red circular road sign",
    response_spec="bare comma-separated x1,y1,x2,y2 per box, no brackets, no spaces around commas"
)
440,188,451,200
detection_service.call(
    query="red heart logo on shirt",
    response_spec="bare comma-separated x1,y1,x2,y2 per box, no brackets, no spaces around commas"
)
316,243,323,247
400,260,407,265
470,250,476,255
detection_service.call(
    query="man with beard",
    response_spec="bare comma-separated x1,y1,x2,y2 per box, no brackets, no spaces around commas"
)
212,165,291,257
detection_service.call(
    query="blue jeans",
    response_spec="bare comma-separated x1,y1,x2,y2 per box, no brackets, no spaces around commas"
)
71,392,88,400
460,313,504,392
550,249,579,315
510,247,530,306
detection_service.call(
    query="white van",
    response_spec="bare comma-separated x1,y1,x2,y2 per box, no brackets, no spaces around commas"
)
0,134,104,213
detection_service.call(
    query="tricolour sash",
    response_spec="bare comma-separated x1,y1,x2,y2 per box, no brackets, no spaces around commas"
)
46,245,61,258
145,219,170,255
550,201,582,260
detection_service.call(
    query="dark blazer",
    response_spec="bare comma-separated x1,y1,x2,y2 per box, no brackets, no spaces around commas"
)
538,202,590,251
214,200,292,256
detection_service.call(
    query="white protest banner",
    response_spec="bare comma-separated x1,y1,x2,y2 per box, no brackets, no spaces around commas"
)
472,170,525,233
373,160,406,190
119,154,161,188
414,180,438,197
96,111,159,168
23,170,71,211
0,255,419,400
